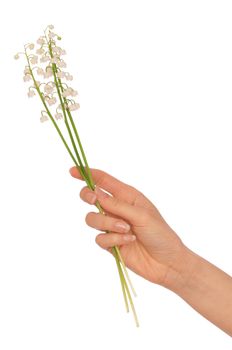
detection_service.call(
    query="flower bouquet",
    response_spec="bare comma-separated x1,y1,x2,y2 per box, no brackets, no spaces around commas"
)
15,25,138,326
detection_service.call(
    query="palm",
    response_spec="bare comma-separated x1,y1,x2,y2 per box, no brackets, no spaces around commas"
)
109,194,180,285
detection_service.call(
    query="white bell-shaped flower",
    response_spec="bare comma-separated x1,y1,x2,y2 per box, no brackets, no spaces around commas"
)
30,56,38,64
40,115,48,123
23,74,32,82
37,37,45,45
40,56,50,63
27,90,36,98
57,71,65,78
69,103,80,111
55,113,63,120
44,84,54,94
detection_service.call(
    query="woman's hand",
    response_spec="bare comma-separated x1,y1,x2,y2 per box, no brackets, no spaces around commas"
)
70,167,232,335
69,167,185,286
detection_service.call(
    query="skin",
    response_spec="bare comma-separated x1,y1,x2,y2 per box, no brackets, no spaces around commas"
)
70,167,232,336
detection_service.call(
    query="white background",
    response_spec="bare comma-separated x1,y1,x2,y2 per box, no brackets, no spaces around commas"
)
0,0,232,348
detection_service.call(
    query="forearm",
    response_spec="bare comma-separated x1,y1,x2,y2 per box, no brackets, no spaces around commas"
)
163,246,232,336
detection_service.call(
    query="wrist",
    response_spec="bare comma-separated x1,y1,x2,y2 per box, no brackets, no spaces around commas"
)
161,244,201,293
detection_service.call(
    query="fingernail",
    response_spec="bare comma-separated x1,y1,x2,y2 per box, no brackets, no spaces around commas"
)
123,234,136,242
115,222,130,232
85,192,97,204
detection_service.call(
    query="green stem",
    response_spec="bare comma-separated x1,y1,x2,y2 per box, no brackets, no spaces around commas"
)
112,248,129,313
95,201,130,312
96,200,138,319
65,107,95,188
124,274,140,327
29,35,138,325
52,63,90,187
96,201,137,297
46,34,94,189
115,246,137,297
46,39,136,315
46,41,91,188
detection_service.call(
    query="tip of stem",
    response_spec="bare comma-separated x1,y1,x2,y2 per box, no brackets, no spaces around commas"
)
134,314,140,328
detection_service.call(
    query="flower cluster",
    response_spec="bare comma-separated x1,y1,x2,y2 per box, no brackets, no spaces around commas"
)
14,25,80,123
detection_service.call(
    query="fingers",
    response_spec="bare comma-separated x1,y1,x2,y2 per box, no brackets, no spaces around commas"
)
95,232,136,250
80,185,108,204
85,212,130,233
94,186,149,225
69,167,140,205
80,185,149,226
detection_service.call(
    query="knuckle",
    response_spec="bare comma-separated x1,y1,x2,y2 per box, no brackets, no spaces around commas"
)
127,184,137,193
95,169,107,187
108,196,119,208
112,235,119,245
94,168,104,177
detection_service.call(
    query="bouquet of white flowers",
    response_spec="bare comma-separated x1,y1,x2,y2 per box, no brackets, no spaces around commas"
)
15,25,138,326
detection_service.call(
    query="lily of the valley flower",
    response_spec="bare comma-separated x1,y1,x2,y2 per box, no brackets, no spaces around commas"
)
40,114,49,123
30,55,38,64
15,25,139,327
27,89,36,98
55,113,63,120
69,103,80,111
15,27,81,122
23,74,32,82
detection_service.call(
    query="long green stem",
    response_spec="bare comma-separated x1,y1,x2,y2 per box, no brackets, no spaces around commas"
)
54,68,95,188
65,107,95,188
96,200,137,295
46,40,130,302
52,63,91,188
47,38,134,302
96,200,137,316
45,40,133,313
46,35,94,189
46,41,91,188
27,35,138,325
115,246,137,297
95,201,131,312
123,274,140,327
112,248,129,313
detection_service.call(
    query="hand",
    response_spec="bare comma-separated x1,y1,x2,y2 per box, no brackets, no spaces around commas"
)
70,167,232,335
69,167,185,286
